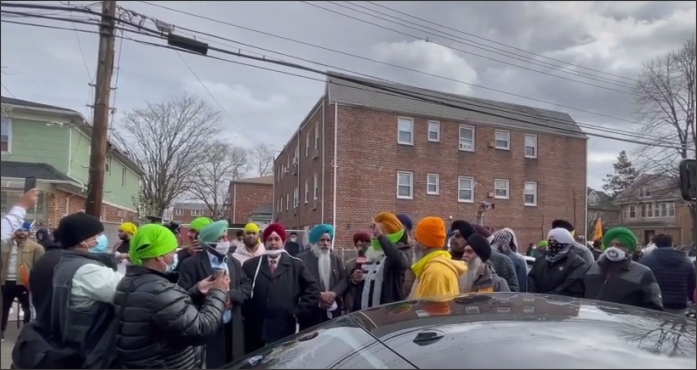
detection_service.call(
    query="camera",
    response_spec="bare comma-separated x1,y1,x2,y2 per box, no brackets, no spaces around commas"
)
481,201,495,211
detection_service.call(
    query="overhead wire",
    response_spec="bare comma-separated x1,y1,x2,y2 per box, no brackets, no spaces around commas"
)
1,3,689,150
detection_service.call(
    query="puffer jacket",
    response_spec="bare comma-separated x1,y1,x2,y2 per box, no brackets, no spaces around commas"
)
113,266,228,369
640,247,696,309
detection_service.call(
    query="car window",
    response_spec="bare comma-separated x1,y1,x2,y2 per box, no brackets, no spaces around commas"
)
225,316,414,369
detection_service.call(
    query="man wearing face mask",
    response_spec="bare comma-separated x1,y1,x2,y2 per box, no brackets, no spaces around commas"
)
284,231,301,257
40,212,123,368
242,223,320,353
581,227,663,310
178,220,251,367
233,222,266,264
343,232,371,313
297,224,347,330
174,217,213,273
113,224,230,368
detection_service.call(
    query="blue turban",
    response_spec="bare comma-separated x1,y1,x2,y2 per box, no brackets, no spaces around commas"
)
20,222,32,231
396,214,413,232
309,224,335,245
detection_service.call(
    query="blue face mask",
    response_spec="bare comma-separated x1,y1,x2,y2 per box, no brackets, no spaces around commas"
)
90,234,109,254
166,253,179,273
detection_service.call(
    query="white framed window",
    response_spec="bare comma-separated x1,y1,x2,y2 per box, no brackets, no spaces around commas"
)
495,130,510,150
175,209,183,216
427,121,440,142
627,205,636,219
426,173,439,195
313,173,319,200
191,209,203,216
293,187,299,208
396,171,414,199
457,176,474,203
494,179,509,199
294,145,299,161
121,166,127,187
286,193,289,211
314,124,320,150
397,117,414,145
524,182,538,206
277,198,282,214
639,186,650,198
305,133,311,157
304,179,309,203
458,125,474,152
524,134,538,158
1,114,11,153
105,155,112,173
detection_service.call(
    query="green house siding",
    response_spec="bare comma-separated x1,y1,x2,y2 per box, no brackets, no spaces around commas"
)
69,128,140,209
0,117,69,173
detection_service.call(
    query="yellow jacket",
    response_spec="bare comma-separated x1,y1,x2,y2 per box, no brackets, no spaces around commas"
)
412,255,467,301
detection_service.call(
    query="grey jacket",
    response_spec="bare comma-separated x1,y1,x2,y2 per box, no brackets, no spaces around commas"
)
489,251,519,292
572,242,595,264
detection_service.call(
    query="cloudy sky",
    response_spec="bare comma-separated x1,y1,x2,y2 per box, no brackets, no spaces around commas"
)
1,1,695,189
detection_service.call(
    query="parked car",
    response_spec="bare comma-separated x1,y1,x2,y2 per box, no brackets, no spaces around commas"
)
227,293,695,369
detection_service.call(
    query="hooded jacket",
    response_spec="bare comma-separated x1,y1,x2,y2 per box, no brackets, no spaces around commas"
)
640,247,696,309
232,244,266,265
411,256,467,300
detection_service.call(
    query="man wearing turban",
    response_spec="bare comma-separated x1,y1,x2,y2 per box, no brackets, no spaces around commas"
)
581,227,663,310
113,224,231,369
297,224,347,330
551,219,594,264
528,228,587,297
409,217,467,300
115,222,137,254
175,217,213,273
463,234,511,293
241,223,320,353
177,220,251,366
232,222,266,264
359,212,410,310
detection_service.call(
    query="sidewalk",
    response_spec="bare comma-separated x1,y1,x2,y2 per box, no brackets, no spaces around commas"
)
1,324,19,369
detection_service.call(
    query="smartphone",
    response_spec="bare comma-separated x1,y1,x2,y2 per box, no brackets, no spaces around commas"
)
356,256,367,264
210,268,225,280
24,176,37,192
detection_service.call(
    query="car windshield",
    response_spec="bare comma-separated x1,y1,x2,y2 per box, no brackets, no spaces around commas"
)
226,316,414,369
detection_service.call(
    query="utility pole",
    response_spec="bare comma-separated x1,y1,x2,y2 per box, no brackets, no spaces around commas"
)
85,1,117,217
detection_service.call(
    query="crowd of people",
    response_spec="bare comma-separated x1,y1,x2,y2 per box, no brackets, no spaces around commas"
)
1,189,695,369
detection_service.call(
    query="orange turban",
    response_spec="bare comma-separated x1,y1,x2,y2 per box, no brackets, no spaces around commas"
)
374,212,403,235
415,217,447,248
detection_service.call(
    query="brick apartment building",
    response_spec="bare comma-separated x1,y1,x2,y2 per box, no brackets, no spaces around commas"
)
229,176,274,225
274,73,588,247
171,202,223,224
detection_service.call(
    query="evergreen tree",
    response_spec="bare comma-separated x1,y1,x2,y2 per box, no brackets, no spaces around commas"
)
602,150,639,198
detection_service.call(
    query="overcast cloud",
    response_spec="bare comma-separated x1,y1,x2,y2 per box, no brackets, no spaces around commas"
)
1,1,695,189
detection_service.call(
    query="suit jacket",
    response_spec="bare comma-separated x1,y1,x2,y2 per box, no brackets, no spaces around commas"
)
178,251,251,366
297,250,348,296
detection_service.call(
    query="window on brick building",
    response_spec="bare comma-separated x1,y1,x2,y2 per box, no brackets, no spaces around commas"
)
293,187,299,208
313,173,319,200
314,124,320,150
304,179,309,203
397,171,413,199
494,179,510,199
426,173,439,195
524,182,538,206
175,208,183,216
458,125,474,152
525,134,538,158
458,176,474,203
495,130,510,150
397,117,414,145
306,133,311,157
427,121,440,142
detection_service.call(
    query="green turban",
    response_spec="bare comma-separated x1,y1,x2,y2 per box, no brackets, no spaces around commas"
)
190,217,213,232
537,240,548,248
603,227,638,252
199,220,229,245
129,224,178,265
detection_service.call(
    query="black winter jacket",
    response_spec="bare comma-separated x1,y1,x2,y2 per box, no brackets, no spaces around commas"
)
28,242,62,330
640,248,696,309
583,256,663,311
113,266,228,369
527,252,587,297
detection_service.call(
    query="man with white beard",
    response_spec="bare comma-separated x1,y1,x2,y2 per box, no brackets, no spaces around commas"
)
462,234,511,293
297,224,347,330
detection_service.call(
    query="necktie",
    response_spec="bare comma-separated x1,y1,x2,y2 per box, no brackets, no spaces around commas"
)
270,258,277,273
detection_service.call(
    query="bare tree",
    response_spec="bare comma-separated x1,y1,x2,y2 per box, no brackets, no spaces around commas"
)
635,37,696,179
189,141,249,218
249,144,275,177
112,94,221,216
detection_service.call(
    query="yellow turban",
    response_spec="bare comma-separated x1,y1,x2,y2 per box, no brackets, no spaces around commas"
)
118,222,138,235
244,223,260,234
374,212,403,235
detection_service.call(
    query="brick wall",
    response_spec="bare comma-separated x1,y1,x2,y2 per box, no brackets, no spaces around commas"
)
229,182,273,224
47,189,136,228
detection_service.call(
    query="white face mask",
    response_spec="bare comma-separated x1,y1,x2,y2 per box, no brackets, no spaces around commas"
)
604,247,627,262
214,241,231,255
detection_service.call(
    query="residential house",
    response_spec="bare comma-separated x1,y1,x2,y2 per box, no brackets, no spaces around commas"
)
273,72,588,247
172,202,225,224
614,174,693,245
0,96,143,239
228,176,274,224
587,188,620,239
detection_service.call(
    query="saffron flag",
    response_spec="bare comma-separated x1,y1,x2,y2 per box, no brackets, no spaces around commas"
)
593,218,603,243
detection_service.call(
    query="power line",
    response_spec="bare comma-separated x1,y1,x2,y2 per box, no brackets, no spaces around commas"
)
361,1,638,83
136,1,644,127
1,82,16,98
300,1,637,96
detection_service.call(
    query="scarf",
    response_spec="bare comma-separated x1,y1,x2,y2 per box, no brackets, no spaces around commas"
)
491,230,513,254
411,250,451,278
371,229,405,251
545,242,572,264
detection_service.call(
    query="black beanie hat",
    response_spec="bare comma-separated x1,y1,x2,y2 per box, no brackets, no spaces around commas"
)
466,234,492,262
551,219,575,232
450,220,477,239
57,212,105,249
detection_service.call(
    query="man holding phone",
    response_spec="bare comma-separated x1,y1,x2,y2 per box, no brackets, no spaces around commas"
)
343,232,371,313
174,217,213,273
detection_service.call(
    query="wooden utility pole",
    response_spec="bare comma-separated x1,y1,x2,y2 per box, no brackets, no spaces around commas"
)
85,1,117,217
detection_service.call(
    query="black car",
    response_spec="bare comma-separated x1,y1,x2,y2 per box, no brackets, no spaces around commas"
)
227,293,695,369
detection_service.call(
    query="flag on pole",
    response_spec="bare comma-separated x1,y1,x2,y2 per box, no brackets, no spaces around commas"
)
593,218,603,243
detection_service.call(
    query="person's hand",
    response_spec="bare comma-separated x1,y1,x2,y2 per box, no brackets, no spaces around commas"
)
16,188,39,209
187,241,202,255
320,291,336,304
197,277,215,295
211,270,231,292
477,201,487,213
371,222,383,238
351,269,363,284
